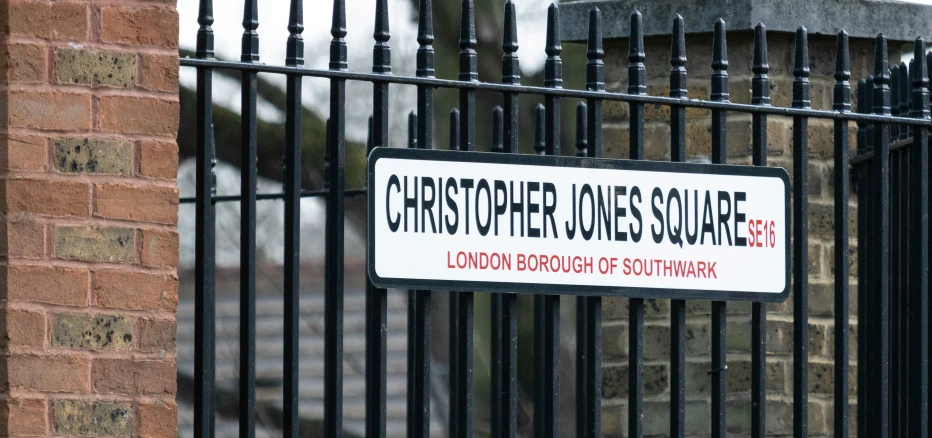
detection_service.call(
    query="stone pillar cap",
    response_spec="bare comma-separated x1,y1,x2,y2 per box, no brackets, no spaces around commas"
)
560,0,932,42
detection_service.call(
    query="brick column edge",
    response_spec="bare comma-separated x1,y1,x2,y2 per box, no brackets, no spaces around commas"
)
0,1,180,436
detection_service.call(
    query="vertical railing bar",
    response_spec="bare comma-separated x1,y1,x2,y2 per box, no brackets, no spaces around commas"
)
898,60,911,436
709,18,728,438
668,14,687,438
367,0,390,435
194,0,216,435
405,111,417,438
496,4,520,435
412,1,435,434
283,0,304,435
889,63,901,438
447,108,461,438
908,38,930,438
667,15,687,438
861,74,876,438
456,0,477,433
626,10,645,438
872,33,892,438
855,78,866,438
584,8,604,437
832,29,850,438
239,0,260,434
574,100,589,437
750,22,770,438
928,50,932,434
490,106,504,433
325,0,348,433
791,26,810,438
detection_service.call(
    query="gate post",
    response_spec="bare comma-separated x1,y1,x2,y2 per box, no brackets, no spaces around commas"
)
560,0,927,435
0,1,180,436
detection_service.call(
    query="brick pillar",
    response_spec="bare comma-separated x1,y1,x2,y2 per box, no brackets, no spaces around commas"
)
0,1,180,436
560,0,930,436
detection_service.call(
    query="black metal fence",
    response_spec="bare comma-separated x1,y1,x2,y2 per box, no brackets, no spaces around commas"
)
181,0,932,436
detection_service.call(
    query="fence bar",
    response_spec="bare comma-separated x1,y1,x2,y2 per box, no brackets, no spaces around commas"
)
405,111,418,436
574,9,603,438
532,98,554,434
325,0,348,433
872,33,892,438
496,4,520,435
855,77,867,438
665,16,688,438
791,26,810,438
412,1,436,434
624,11,646,438
666,14,687,438
194,0,216,435
709,18,728,438
447,108,461,438
900,63,910,141
909,37,930,438
750,22,769,438
889,64,901,437
283,1,304,435
455,0,477,434
366,0,390,435
832,30,850,438
490,106,505,432
179,57,932,126
238,0,260,434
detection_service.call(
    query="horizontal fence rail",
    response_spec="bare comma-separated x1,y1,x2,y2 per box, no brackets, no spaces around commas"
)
184,0,932,436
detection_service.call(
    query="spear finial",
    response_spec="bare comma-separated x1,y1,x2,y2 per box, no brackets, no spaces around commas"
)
534,104,546,155
241,0,259,62
286,0,304,66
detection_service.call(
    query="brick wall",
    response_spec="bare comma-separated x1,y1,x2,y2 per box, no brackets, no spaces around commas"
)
598,32,898,437
0,1,179,436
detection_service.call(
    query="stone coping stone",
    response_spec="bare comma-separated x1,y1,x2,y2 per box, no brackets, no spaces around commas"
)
560,0,932,42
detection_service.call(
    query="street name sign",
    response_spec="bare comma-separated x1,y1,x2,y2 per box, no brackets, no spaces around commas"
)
367,148,790,302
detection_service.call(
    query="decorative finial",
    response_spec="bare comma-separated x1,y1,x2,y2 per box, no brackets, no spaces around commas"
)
575,102,587,157
833,30,850,113
544,4,563,88
502,0,519,85
449,108,461,151
416,0,433,78
286,0,304,66
587,7,604,92
491,106,504,153
459,0,478,81
752,23,769,106
628,11,645,96
197,0,215,59
912,38,930,120
330,0,347,71
711,18,729,102
408,112,417,149
241,0,259,62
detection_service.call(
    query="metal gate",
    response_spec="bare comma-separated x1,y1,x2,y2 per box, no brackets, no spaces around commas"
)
180,0,932,435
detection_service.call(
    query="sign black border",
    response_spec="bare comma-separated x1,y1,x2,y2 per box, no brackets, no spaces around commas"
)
366,147,791,303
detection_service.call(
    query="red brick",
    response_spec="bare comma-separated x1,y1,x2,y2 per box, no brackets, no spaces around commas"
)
8,354,90,392
139,53,179,93
4,265,89,306
95,270,177,312
0,134,48,171
139,140,178,180
100,6,178,48
6,0,88,40
1,42,48,84
8,90,92,131
6,178,90,217
4,308,46,348
92,358,175,395
136,317,175,353
95,183,178,225
3,398,48,435
140,228,178,268
98,95,178,136
4,218,45,259
138,401,177,437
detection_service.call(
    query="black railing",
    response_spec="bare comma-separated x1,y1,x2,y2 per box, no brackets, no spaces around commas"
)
183,0,932,436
